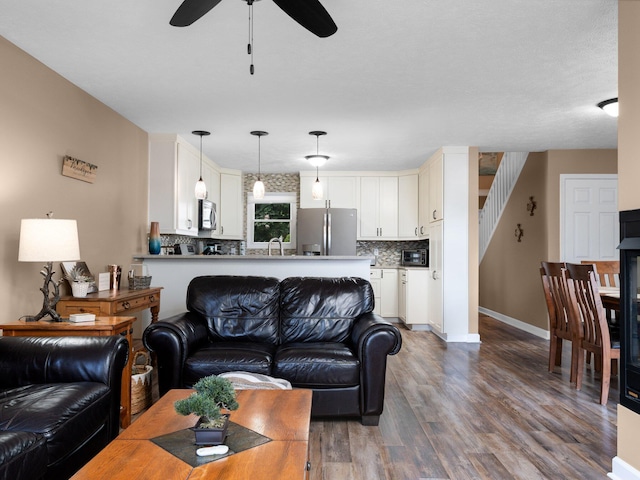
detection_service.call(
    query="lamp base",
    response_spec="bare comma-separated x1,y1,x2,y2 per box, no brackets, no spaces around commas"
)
24,262,63,322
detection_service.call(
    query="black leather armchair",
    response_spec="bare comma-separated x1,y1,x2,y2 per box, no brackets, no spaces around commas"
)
0,335,129,480
144,276,402,426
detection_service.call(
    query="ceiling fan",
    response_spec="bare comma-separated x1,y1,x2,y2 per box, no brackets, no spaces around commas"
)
169,0,338,38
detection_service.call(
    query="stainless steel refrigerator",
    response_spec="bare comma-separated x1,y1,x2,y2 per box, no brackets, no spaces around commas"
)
296,208,357,256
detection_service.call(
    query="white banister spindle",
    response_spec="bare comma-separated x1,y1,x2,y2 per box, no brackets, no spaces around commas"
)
479,152,528,262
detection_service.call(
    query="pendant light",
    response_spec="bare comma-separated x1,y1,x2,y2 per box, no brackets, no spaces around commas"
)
306,131,329,200
193,130,210,199
251,131,267,199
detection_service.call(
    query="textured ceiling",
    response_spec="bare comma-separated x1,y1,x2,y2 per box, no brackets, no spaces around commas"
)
0,0,618,173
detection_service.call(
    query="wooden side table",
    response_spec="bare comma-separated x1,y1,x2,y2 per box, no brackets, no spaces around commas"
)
56,287,162,323
0,316,136,428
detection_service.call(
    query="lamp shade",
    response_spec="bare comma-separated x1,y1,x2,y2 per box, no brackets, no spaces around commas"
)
19,219,81,262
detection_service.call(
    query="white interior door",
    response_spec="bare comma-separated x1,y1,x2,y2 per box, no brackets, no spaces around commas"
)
560,174,619,263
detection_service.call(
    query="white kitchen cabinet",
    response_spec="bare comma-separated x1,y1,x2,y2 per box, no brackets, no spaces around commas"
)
428,153,443,222
217,172,244,239
359,176,398,239
418,165,430,237
370,268,398,318
299,173,358,209
427,221,443,332
398,268,429,328
398,174,419,238
149,134,200,236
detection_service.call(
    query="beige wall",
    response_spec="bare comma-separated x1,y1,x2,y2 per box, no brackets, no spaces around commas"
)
616,0,640,472
479,149,617,331
0,37,149,322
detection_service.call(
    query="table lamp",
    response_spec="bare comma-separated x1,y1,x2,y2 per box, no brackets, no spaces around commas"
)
18,214,81,322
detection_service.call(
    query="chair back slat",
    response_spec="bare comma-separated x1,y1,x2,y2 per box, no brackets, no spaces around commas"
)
580,260,620,288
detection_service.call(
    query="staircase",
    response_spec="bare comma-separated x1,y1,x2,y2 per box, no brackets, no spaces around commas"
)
479,152,529,262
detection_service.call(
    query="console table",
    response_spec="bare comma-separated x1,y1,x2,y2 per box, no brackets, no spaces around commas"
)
56,287,162,323
0,316,137,428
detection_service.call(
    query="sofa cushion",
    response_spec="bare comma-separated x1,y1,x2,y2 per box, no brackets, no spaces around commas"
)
0,431,47,480
279,277,375,343
0,383,111,465
273,343,360,387
183,342,275,387
187,276,281,344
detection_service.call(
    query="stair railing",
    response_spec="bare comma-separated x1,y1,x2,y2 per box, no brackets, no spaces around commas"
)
479,152,529,262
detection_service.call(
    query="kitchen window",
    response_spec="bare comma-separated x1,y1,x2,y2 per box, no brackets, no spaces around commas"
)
247,193,297,249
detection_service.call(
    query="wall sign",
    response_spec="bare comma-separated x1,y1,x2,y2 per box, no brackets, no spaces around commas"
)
62,155,98,183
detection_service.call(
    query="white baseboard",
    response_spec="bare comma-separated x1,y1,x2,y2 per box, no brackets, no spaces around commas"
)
478,307,550,340
608,457,640,480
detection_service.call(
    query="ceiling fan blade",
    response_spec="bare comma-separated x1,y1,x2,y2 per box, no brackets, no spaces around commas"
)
170,0,223,27
272,0,338,38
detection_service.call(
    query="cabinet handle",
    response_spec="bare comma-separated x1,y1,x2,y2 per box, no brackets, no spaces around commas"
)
415,227,418,236
432,210,437,219
432,270,437,280
187,219,192,229
149,295,155,302
122,301,131,309
221,226,224,234
420,226,424,235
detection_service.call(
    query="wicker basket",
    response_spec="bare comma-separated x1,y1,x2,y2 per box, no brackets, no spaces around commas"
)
131,351,153,415
129,275,152,290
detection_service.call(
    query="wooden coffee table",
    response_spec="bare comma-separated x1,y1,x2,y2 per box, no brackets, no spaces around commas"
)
71,389,313,480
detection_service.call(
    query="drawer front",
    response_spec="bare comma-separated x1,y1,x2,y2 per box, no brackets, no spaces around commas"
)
58,304,102,316
115,296,151,313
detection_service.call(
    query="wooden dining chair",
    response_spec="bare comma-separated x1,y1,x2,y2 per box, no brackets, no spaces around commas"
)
580,260,620,288
564,263,620,405
540,262,579,383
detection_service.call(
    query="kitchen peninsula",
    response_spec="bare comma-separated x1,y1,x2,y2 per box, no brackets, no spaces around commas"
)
133,254,372,319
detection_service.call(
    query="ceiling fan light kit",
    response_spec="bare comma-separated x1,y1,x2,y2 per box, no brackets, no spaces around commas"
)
193,130,211,200
169,0,337,75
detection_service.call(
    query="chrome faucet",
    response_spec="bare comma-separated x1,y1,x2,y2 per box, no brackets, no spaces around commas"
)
268,237,284,256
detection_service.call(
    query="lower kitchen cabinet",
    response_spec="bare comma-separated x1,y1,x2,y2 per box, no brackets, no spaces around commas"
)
369,268,398,318
398,268,429,328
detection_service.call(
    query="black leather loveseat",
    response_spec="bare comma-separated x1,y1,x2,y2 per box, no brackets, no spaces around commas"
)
144,276,402,426
0,336,129,480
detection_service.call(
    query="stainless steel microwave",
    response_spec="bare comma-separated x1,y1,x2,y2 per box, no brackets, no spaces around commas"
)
198,199,217,231
401,249,428,267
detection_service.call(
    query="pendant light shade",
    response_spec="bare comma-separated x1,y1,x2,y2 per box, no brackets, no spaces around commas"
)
193,130,211,199
312,168,323,200
251,131,268,199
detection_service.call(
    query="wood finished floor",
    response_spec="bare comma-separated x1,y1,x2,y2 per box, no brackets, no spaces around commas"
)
308,315,617,480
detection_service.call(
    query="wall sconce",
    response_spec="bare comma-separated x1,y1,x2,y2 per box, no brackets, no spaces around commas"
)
515,224,524,242
527,196,537,216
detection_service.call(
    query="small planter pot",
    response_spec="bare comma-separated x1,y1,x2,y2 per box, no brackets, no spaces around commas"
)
71,282,90,298
191,415,229,445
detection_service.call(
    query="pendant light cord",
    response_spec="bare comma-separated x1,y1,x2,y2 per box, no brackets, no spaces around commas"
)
257,134,261,180
199,135,203,178
248,0,254,75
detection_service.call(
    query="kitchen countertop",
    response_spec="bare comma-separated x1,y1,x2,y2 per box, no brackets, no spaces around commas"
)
134,254,370,261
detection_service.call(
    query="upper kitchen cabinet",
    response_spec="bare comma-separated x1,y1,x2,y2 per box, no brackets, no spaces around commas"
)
398,173,419,239
359,176,398,239
299,172,358,209
217,171,244,239
418,165,430,237
428,153,443,222
149,134,200,236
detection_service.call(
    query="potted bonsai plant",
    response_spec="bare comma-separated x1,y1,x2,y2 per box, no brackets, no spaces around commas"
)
65,265,92,298
174,375,239,445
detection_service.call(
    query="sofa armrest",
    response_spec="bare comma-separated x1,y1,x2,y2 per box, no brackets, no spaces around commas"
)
350,312,402,420
0,336,129,388
351,312,402,356
143,311,209,395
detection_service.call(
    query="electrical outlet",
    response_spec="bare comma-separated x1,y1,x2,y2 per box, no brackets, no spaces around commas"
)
373,248,379,256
